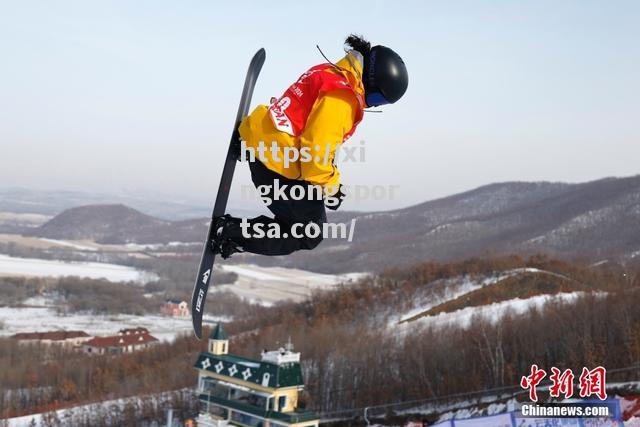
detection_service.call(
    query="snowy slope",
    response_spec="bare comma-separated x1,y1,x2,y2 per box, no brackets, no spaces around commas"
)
396,268,543,323
216,263,366,305
0,254,155,283
400,292,586,330
391,268,592,331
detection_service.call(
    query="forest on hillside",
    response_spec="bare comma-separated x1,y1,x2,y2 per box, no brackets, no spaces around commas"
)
230,255,640,412
2,255,640,421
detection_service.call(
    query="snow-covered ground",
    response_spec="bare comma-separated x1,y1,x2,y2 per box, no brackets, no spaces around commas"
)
399,292,588,330
0,254,156,283
0,250,365,339
216,263,367,305
0,233,198,253
0,297,228,341
395,268,545,324
5,388,192,426
123,241,199,251
37,238,98,251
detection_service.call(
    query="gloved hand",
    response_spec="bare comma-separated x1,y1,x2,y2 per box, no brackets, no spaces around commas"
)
325,185,346,211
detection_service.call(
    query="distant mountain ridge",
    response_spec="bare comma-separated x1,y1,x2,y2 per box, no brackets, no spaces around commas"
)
30,204,205,244
26,175,640,270
0,187,210,220
252,175,640,272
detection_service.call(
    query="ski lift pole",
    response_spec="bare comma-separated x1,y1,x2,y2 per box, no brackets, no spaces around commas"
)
166,408,173,427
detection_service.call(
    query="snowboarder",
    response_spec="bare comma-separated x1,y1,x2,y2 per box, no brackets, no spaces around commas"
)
212,34,408,257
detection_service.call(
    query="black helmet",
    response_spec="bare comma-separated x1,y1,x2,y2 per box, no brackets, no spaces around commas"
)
363,45,408,107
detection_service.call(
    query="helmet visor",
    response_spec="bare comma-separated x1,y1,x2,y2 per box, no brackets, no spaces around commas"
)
366,91,390,107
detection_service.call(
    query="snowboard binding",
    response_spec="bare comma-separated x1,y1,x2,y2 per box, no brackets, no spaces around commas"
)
210,214,242,259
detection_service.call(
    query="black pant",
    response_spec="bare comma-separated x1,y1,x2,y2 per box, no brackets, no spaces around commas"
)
224,160,327,256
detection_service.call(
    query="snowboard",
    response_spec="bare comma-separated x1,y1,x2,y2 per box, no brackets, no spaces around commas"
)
191,48,266,339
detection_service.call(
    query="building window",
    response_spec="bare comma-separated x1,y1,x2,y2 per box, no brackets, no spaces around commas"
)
229,388,268,409
261,373,270,387
199,401,228,419
231,411,265,427
201,378,229,399
200,378,270,410
278,396,287,411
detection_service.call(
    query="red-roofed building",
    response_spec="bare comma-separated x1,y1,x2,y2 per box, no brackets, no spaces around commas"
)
119,327,150,336
10,330,92,348
161,299,189,318
83,330,159,355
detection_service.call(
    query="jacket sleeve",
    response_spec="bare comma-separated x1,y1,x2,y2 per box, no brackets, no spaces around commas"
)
299,90,356,190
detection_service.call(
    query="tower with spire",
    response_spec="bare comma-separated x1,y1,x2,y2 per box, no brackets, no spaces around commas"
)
208,323,229,355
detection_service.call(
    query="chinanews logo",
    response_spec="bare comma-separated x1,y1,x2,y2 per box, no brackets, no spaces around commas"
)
269,96,293,134
520,364,608,401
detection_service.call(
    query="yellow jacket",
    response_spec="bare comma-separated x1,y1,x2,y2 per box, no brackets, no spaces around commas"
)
239,51,365,191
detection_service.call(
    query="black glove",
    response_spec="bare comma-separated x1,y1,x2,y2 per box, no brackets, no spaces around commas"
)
325,185,346,211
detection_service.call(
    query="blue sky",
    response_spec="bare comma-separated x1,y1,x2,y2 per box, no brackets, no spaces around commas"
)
1,0,639,211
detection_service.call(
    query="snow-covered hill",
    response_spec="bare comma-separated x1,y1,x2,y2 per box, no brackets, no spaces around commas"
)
384,267,605,332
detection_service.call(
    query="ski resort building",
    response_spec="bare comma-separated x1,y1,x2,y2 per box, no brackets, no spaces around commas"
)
10,330,92,348
83,328,159,355
194,324,319,427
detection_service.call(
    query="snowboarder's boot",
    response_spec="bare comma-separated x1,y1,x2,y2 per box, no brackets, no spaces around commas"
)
210,214,242,259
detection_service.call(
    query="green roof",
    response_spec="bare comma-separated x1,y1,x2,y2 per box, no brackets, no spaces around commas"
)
209,323,228,340
195,351,304,389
